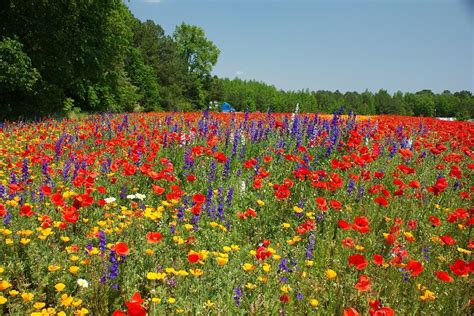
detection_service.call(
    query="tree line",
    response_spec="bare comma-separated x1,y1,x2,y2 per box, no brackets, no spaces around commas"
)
1,1,472,120
216,79,474,119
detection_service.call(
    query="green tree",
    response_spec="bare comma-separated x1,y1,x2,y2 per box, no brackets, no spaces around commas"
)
375,89,396,114
125,47,161,111
359,90,376,115
0,37,41,119
0,38,40,93
412,91,435,117
0,0,139,116
173,23,220,79
454,90,474,120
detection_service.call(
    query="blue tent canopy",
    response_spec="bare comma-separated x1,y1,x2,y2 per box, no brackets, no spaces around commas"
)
220,102,235,112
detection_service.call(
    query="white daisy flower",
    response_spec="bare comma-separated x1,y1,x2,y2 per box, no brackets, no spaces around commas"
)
104,197,116,204
77,279,89,288
135,193,146,200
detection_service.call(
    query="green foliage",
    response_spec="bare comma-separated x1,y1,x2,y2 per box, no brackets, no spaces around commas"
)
0,1,141,117
0,37,42,120
125,48,162,111
0,37,40,93
455,110,470,121
412,92,435,117
216,78,473,118
375,89,396,114
173,23,220,79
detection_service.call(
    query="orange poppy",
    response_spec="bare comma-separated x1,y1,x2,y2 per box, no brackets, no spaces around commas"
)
146,232,162,244
113,242,130,256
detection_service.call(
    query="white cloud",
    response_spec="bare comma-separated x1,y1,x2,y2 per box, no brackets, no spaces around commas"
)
236,70,244,76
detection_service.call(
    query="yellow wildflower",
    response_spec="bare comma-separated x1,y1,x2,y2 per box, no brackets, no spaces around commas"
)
69,266,80,274
242,263,255,271
0,280,11,290
21,292,34,302
310,299,319,307
325,269,337,280
420,290,436,301
55,283,66,292
33,302,46,309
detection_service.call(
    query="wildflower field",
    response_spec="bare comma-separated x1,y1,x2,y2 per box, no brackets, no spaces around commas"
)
0,111,472,315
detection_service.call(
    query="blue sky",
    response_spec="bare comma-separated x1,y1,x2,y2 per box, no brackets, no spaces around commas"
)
126,0,473,93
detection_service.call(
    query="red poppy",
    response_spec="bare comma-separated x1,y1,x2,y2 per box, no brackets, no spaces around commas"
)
397,164,415,175
245,208,257,217
97,186,106,194
374,196,388,207
369,299,381,310
429,215,441,227
51,193,65,207
122,163,137,176
20,204,34,217
435,271,454,282
405,260,423,277
343,308,360,316
449,165,462,179
41,185,52,196
263,155,272,163
315,197,328,211
243,158,257,169
0,204,6,218
398,148,413,159
330,200,342,210
253,178,262,189
372,307,395,316
439,234,456,246
128,291,144,305
373,254,384,266
214,152,227,163
342,237,355,248
191,204,201,215
274,185,290,199
8,183,22,192
283,178,294,188
256,246,272,260
113,242,130,256
354,274,371,291
40,215,52,229
188,252,201,263
374,171,385,178
125,291,146,316
348,254,367,270
449,259,470,276
279,294,290,303
407,220,417,230
192,193,206,205
409,180,420,189
186,174,197,182
146,232,162,244
338,219,351,230
352,216,370,233
73,194,93,209
152,185,165,195
427,177,448,195
62,207,79,223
